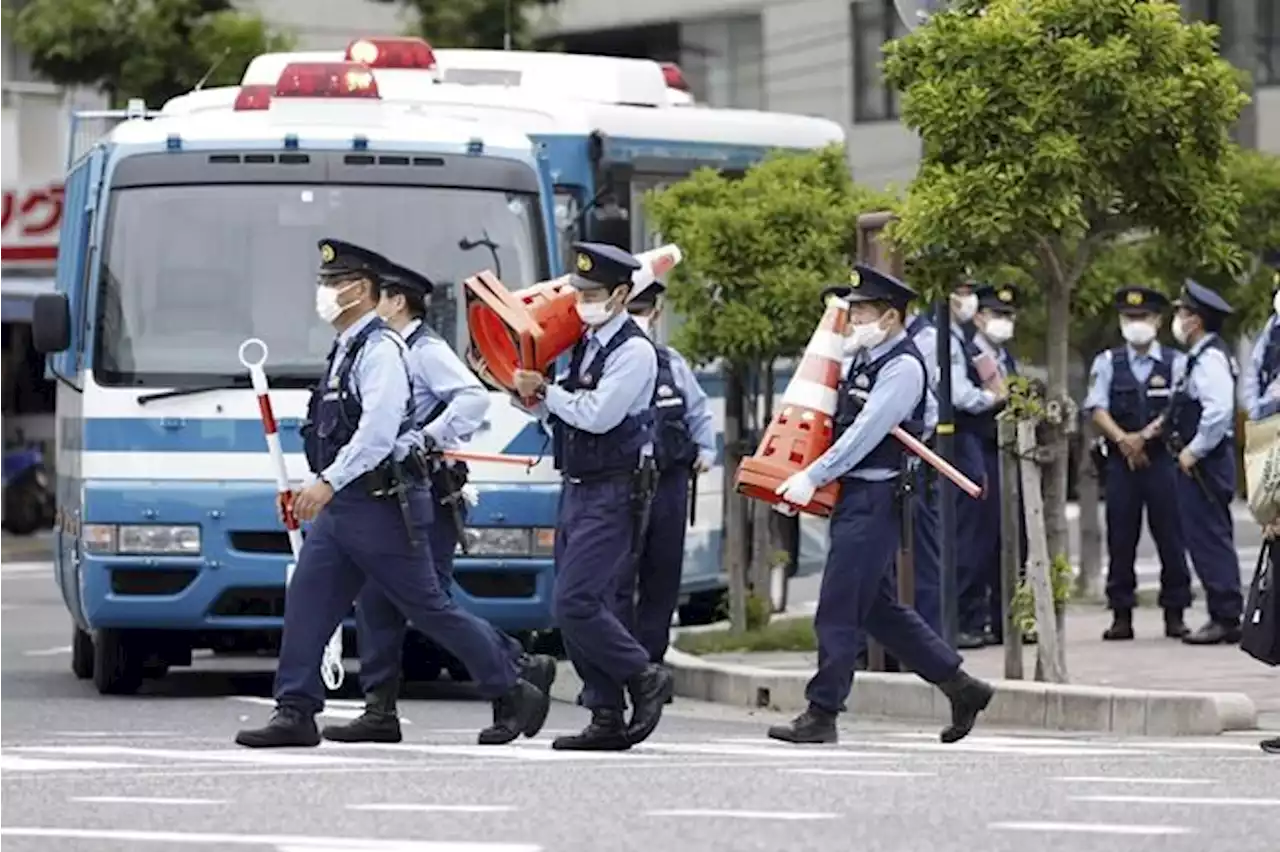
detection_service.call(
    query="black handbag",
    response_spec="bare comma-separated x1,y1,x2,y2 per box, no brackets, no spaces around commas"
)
1241,541,1280,666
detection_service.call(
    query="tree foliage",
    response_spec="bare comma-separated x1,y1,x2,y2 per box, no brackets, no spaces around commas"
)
379,0,559,49
8,0,294,108
644,145,897,367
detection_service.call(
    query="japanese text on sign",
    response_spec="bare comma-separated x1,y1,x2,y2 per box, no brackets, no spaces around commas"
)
2,183,64,262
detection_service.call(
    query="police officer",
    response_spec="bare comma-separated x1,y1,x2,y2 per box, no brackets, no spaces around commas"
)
512,242,673,752
955,284,1027,647
1242,270,1280,422
321,257,553,745
1148,281,1242,645
621,279,716,664
236,239,550,748
1084,286,1191,640
767,264,994,746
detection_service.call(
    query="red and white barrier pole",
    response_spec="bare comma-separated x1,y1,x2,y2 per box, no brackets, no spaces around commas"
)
238,338,345,692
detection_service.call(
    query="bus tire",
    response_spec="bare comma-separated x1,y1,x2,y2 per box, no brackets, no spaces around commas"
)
71,626,94,680
92,629,145,695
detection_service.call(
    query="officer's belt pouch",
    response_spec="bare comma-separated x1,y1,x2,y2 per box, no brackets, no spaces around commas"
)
1245,414,1280,526
357,464,402,499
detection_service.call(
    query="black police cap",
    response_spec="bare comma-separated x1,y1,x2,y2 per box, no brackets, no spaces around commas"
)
823,264,916,309
628,280,666,309
317,238,388,278
976,284,1019,313
380,258,435,297
1114,286,1169,315
570,241,641,291
1174,279,1234,319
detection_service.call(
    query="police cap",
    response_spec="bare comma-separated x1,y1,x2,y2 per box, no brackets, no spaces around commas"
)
1114,286,1168,316
1174,279,1234,320
628,280,666,309
317,238,387,280
380,258,435,297
570,241,641,292
977,284,1019,313
829,264,916,310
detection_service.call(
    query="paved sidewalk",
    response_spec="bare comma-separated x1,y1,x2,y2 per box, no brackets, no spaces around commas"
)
701,603,1280,724
0,532,52,563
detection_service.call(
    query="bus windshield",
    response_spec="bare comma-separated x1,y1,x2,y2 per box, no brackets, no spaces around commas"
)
92,183,548,387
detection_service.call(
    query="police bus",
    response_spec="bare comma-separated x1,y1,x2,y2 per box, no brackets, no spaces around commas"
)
32,60,563,694
238,40,847,622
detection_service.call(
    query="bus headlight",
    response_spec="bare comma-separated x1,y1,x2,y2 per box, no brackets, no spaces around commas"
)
83,524,201,556
461,527,557,557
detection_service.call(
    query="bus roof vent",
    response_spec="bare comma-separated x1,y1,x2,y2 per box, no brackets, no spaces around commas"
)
433,49,671,107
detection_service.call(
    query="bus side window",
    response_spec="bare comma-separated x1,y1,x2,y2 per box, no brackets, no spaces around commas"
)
553,187,581,273
48,153,101,384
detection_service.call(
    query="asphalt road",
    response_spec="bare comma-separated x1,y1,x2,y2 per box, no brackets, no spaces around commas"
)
5,562,1280,852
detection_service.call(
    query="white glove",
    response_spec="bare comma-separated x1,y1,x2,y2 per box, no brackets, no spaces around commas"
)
460,483,480,508
695,450,716,473
774,470,817,509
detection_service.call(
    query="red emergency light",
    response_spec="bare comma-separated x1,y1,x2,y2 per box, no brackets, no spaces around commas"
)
345,37,437,71
661,62,690,92
233,84,273,111
274,62,381,99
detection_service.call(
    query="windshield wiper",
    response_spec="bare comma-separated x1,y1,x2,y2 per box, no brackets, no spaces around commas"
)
136,376,251,406
460,229,503,279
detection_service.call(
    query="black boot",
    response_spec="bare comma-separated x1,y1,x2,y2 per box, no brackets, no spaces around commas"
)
1182,619,1242,645
1102,609,1134,641
625,663,674,745
520,653,557,696
321,685,401,743
938,671,994,744
235,704,320,748
551,708,631,751
1163,609,1189,639
767,705,837,744
1261,737,1280,755
477,679,550,745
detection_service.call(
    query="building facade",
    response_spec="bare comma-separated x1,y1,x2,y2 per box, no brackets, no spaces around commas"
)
536,0,1280,187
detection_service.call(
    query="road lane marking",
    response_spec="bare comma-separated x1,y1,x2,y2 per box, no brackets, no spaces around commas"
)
0,828,540,851
72,796,227,806
231,696,414,725
1072,794,1280,807
22,645,70,657
1,756,139,772
647,809,837,821
1054,776,1216,786
990,821,1191,836
781,768,934,778
346,804,517,813
9,745,391,767
714,737,1157,757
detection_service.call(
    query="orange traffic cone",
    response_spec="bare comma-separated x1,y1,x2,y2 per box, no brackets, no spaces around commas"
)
735,296,849,517
464,245,683,395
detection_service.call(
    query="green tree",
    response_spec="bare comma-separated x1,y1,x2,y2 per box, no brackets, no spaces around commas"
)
645,145,896,631
882,0,1247,563
378,0,559,49
9,0,294,108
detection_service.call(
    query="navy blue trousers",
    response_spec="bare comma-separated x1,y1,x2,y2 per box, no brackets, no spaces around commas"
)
274,488,519,714
1177,445,1243,624
953,433,988,634
1104,452,1192,612
959,440,1027,636
806,478,962,715
554,478,651,711
617,467,690,663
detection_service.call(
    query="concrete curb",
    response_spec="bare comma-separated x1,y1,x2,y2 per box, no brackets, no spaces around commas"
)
664,648,1258,737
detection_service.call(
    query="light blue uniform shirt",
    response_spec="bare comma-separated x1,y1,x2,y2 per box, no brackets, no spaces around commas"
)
535,313,657,449
392,318,490,455
1243,314,1280,420
808,329,926,487
1180,334,1236,460
906,314,939,437
1083,342,1185,416
665,346,717,468
950,325,998,414
319,310,411,493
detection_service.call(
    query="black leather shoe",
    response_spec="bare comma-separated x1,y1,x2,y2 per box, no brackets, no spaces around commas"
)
1102,610,1134,641
956,631,986,650
520,653,557,696
1261,737,1280,755
767,705,837,744
235,705,320,748
938,671,995,744
321,685,401,744
1163,609,1189,639
478,679,550,745
625,663,674,745
552,709,631,751
1182,620,1242,645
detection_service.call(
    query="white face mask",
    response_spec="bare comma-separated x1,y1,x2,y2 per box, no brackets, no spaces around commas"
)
984,316,1015,344
575,299,614,327
1272,291,1280,317
1171,314,1190,344
315,281,359,324
843,321,889,355
629,314,653,336
1120,319,1157,347
951,293,978,323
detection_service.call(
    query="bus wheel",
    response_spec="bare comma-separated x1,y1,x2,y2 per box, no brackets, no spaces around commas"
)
92,629,145,695
71,627,94,680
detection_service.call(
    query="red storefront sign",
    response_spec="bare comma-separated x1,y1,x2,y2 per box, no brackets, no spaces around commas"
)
1,182,63,263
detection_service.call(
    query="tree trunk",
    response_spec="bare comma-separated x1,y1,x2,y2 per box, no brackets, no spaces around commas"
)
747,361,782,624
1018,420,1066,683
1042,278,1073,564
1075,414,1102,599
723,364,750,634
998,417,1024,680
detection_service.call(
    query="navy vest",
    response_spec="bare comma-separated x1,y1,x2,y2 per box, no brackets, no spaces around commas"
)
1259,319,1280,394
302,318,413,476
954,335,1017,445
834,335,927,474
1107,347,1175,445
404,321,448,428
551,319,656,480
652,345,698,472
906,313,932,340
1169,335,1236,455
